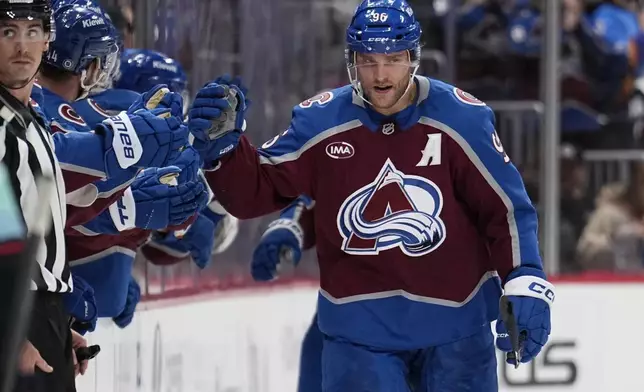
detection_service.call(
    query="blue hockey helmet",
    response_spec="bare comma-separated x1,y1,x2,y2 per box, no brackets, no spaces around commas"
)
346,0,421,56
52,0,103,13
345,0,422,104
115,49,188,95
44,5,118,92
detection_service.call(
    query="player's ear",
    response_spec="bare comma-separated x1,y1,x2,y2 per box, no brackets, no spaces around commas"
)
43,41,49,52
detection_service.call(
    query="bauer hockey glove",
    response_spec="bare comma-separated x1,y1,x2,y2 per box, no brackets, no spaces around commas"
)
98,110,189,178
113,277,141,329
128,84,184,119
251,218,304,281
495,267,554,365
188,76,249,168
63,275,98,335
109,166,209,231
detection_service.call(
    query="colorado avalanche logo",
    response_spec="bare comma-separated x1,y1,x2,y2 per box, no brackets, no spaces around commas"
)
337,159,446,257
87,99,111,118
58,104,87,126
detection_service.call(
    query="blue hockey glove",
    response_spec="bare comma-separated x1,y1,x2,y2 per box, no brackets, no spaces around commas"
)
128,84,184,119
127,166,209,230
63,275,98,335
170,145,201,184
99,110,188,178
188,76,249,167
251,218,304,281
113,277,141,329
202,200,239,254
151,213,216,269
495,268,554,365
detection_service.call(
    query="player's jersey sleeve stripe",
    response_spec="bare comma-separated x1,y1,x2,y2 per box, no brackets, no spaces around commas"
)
419,116,522,268
258,119,361,165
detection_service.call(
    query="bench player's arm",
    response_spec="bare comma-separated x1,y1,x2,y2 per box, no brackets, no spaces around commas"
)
204,111,316,219
449,105,544,282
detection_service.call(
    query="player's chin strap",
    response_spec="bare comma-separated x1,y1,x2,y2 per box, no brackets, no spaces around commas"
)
79,59,111,100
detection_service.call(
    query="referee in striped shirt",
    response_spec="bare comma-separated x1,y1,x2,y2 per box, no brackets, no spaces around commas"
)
0,1,88,391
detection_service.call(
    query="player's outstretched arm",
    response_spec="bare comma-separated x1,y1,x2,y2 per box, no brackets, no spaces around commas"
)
73,166,208,235
445,104,553,365
189,76,315,218
251,195,315,281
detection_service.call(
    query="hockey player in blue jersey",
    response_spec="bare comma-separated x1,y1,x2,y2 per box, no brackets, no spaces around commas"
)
192,0,555,390
115,48,188,100
34,4,191,228
72,48,187,126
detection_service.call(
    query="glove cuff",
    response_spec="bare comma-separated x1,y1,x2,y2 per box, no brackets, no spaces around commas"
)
102,112,143,170
108,187,137,231
504,276,555,307
263,218,304,250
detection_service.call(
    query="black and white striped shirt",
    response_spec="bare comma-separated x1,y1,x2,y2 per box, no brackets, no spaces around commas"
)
0,85,71,293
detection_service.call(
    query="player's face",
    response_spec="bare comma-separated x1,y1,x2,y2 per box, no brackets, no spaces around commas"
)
0,20,48,89
355,51,413,113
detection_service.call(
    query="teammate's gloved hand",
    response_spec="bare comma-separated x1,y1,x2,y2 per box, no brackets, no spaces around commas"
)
495,268,554,365
63,275,98,336
128,84,184,119
113,277,141,329
99,110,188,178
169,145,201,184
150,213,216,269
188,76,249,168
202,200,239,255
129,166,209,230
251,218,304,281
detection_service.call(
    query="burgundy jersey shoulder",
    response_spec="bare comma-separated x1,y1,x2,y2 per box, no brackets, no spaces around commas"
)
258,85,365,158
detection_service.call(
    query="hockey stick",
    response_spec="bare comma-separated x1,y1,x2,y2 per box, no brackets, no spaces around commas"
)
499,295,526,369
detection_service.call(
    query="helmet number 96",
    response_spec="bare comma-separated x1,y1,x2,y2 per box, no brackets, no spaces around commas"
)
365,10,388,23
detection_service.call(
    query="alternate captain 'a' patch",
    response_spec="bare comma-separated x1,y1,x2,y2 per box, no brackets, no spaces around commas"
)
337,158,446,257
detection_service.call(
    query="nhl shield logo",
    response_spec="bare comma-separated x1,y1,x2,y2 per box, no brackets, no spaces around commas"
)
336,158,446,257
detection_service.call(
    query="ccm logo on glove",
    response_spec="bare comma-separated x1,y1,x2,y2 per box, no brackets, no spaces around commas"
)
504,276,555,306
105,112,143,169
529,282,555,302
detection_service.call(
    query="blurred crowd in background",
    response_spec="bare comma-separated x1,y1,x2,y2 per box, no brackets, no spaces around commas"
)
100,0,644,293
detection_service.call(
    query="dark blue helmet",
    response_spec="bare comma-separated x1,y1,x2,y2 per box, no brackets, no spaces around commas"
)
346,0,421,55
52,0,103,14
115,49,188,95
345,0,422,102
44,4,117,77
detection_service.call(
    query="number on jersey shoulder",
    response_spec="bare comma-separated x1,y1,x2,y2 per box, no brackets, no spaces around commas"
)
299,91,334,109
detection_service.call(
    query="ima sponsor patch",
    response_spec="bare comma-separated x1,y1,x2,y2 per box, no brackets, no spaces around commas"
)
453,88,485,106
